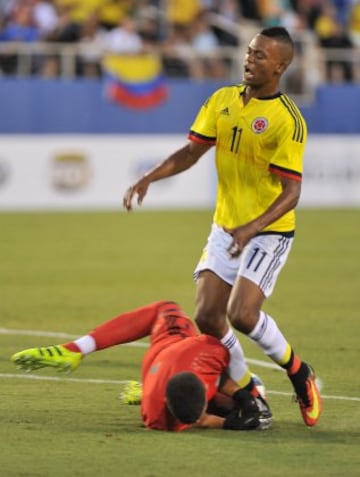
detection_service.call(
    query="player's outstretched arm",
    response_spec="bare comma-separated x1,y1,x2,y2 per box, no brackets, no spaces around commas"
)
195,410,261,431
195,412,226,429
123,141,211,211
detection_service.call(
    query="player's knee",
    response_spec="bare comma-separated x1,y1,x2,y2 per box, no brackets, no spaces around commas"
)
194,307,224,338
194,309,215,334
227,301,257,335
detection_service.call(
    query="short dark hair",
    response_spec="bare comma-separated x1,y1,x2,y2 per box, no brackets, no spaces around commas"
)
166,372,206,424
260,26,294,48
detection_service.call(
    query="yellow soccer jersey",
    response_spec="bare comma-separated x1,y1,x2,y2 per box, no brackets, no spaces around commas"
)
188,84,307,233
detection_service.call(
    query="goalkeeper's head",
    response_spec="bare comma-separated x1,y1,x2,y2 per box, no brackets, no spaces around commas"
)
165,371,206,424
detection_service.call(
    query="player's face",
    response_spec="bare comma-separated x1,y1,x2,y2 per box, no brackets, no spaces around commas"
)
243,34,286,89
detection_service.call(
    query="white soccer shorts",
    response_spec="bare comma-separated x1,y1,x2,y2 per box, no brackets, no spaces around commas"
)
194,223,293,297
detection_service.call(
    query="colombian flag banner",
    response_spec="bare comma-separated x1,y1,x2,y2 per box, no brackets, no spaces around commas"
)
102,54,168,109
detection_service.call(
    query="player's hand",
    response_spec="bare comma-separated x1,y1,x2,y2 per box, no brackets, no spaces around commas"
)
231,389,258,412
223,409,260,430
223,389,261,430
224,223,258,258
123,178,150,211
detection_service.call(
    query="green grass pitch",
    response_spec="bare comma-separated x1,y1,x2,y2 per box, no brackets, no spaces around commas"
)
0,209,359,477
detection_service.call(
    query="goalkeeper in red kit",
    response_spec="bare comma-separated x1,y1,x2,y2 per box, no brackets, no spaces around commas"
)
11,300,271,432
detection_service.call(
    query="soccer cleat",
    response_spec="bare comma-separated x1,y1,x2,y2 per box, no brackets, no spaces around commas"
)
11,345,83,374
292,364,322,426
119,380,142,405
253,394,273,430
251,372,267,399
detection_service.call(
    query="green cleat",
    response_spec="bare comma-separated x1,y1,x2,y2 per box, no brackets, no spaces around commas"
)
119,380,142,405
11,345,83,374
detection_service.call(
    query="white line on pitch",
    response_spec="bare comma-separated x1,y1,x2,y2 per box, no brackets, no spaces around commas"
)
1,373,359,402
0,327,147,346
0,373,128,385
3,327,360,402
0,327,282,370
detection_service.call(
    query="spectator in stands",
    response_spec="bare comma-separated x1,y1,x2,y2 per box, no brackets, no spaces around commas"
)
257,0,289,27
190,9,228,79
348,0,360,47
348,0,360,81
32,0,59,38
315,2,354,83
98,0,133,31
161,22,194,78
53,0,101,26
0,2,40,41
238,0,262,22
290,0,323,31
45,3,81,42
104,15,143,53
216,0,241,22
76,13,106,77
166,0,202,27
161,0,205,79
314,2,341,38
0,7,6,36
0,2,40,74
332,0,352,27
34,2,81,77
208,0,241,47
0,0,357,84
137,3,163,48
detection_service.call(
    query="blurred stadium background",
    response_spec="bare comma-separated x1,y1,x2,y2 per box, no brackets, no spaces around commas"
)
1,4,360,475
0,0,360,210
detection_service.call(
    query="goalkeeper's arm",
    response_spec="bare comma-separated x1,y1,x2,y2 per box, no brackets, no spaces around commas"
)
194,409,259,430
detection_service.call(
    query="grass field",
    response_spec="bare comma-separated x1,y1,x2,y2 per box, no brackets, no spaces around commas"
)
1,209,359,477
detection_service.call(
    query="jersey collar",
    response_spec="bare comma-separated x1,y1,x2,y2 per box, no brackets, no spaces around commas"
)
240,85,282,100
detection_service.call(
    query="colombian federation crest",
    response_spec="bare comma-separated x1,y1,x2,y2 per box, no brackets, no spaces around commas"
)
251,117,268,134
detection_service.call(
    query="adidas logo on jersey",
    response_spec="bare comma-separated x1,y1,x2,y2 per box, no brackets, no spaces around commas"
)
220,107,230,115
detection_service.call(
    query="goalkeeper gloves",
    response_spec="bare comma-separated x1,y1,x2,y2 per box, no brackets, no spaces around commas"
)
223,389,272,430
223,409,260,430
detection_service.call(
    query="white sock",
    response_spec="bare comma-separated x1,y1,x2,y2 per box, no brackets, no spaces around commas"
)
249,311,288,363
221,327,249,382
73,335,97,355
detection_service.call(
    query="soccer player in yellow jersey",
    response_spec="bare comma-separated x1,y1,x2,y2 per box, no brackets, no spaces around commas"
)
123,26,322,427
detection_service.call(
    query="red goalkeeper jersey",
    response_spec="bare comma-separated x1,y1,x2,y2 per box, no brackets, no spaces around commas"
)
141,334,230,431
